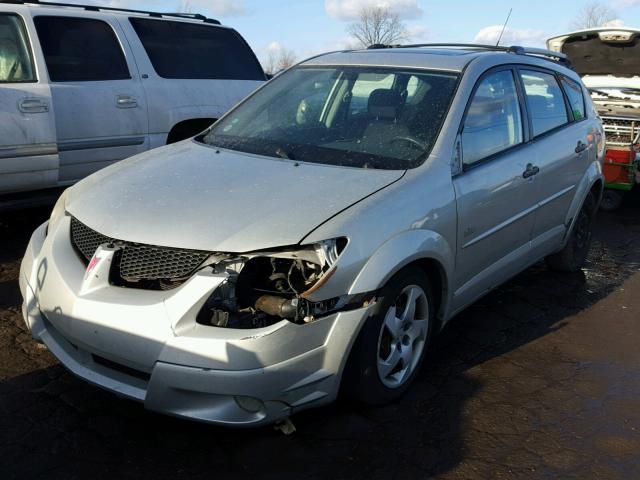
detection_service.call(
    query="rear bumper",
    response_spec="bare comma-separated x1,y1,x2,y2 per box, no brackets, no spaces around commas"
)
20,218,373,426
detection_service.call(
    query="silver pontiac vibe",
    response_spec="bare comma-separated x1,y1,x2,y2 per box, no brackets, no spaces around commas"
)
20,45,605,426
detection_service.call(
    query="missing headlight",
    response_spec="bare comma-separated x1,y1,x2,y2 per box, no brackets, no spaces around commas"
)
196,239,348,329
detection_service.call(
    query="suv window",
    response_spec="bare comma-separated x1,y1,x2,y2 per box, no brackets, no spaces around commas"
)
520,70,569,136
34,16,130,82
560,76,586,121
0,13,35,82
462,70,524,166
129,18,264,80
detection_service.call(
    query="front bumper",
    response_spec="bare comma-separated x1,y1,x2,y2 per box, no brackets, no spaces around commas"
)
19,218,373,426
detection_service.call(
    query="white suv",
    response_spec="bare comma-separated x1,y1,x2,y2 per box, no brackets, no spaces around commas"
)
0,1,265,199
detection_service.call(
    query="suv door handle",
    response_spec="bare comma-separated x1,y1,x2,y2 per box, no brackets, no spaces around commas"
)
18,98,49,113
522,163,540,179
575,141,588,153
116,95,137,108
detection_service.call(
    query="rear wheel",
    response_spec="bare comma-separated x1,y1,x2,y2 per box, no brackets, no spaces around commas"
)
546,191,596,272
600,189,624,212
342,267,434,405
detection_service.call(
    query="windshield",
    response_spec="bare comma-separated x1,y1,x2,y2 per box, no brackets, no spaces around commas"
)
201,66,459,169
562,33,640,77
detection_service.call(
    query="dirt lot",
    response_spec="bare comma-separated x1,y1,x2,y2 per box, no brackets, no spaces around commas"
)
1,193,639,480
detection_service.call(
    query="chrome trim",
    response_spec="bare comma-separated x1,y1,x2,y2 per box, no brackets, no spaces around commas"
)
58,136,145,152
0,143,57,159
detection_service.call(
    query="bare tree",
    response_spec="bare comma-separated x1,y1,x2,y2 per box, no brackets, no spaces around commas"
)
347,7,408,48
263,48,297,75
571,2,618,29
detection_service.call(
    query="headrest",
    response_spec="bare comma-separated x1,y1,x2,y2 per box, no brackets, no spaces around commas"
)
0,37,18,54
368,89,403,120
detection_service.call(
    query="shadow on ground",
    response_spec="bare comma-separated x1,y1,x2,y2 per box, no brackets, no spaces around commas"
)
1,192,639,479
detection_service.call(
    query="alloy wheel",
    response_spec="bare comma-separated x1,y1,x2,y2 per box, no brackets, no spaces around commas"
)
376,285,429,389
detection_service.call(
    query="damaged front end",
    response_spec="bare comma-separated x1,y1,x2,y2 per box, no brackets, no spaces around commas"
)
195,237,371,329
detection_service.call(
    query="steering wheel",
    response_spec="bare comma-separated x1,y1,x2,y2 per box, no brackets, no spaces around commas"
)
390,136,427,151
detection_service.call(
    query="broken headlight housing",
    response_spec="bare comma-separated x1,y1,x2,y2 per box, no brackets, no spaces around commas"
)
197,238,348,329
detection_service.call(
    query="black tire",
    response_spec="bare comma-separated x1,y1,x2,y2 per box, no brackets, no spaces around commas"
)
545,192,597,272
600,189,624,212
341,266,435,405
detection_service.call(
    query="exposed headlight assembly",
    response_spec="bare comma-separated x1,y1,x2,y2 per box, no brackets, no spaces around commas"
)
197,238,349,329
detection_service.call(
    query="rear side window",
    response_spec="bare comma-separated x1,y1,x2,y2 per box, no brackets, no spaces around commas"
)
560,76,586,121
461,70,524,166
0,13,35,82
520,70,569,137
129,18,265,80
34,16,130,82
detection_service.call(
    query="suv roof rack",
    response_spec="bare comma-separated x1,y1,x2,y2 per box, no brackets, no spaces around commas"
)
3,0,222,24
367,42,571,67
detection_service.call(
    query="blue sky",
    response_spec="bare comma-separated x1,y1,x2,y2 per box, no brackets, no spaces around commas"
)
78,0,640,64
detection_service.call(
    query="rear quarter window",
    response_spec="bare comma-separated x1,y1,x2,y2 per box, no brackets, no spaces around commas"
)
129,18,265,80
560,76,586,121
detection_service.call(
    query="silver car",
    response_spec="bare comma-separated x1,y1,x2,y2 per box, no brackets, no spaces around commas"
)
20,44,605,427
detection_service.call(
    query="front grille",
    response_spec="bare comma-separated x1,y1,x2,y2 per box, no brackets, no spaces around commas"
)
602,117,640,146
70,217,210,290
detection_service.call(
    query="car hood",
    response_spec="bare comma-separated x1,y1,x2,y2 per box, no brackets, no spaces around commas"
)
547,29,640,78
66,141,404,252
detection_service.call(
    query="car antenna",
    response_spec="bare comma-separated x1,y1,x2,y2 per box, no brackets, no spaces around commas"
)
496,8,513,47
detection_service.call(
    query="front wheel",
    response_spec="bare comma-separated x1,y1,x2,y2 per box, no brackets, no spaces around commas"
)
342,267,434,405
545,191,596,272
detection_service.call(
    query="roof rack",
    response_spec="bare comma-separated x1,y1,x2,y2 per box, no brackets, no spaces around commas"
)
367,43,571,67
3,0,221,24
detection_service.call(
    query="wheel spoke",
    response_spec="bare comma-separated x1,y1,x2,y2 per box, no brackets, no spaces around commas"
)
378,347,401,378
406,319,428,343
383,306,402,337
400,287,419,322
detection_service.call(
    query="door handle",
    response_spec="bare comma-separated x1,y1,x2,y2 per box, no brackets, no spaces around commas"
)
116,95,137,108
522,163,540,179
18,98,49,113
575,141,588,153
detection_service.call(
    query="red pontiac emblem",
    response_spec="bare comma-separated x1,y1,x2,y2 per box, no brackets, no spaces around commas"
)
85,255,101,277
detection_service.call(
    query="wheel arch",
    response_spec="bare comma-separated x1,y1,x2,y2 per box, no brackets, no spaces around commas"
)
348,230,454,329
563,162,605,244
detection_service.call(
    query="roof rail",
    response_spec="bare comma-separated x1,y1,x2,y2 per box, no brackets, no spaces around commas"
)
3,0,221,24
368,43,572,67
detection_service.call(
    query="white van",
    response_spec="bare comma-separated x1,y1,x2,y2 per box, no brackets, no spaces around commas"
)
0,1,265,200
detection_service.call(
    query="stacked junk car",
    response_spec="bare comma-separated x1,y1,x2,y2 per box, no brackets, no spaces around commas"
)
549,28,640,210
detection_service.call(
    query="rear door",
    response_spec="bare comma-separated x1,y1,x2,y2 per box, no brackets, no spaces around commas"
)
452,67,537,310
32,13,148,184
517,68,589,258
121,17,265,146
0,10,58,194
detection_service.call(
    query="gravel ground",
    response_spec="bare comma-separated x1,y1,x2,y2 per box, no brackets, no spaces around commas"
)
1,192,639,480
